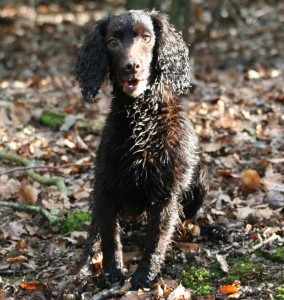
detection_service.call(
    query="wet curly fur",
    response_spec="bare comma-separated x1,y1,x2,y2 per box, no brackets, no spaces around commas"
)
76,10,208,290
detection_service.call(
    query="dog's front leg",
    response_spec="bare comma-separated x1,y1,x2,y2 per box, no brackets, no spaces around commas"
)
130,197,180,289
95,199,125,285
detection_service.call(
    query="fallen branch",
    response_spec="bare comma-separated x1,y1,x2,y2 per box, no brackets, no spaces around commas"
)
0,150,67,195
0,269,36,276
0,163,93,176
89,284,121,300
0,201,63,225
252,233,283,252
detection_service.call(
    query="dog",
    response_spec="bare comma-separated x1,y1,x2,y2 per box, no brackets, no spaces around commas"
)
76,10,208,290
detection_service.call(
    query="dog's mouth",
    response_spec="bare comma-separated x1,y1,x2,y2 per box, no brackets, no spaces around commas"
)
123,78,146,97
123,78,139,90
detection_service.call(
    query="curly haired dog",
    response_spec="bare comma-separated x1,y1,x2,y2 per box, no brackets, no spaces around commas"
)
76,10,208,290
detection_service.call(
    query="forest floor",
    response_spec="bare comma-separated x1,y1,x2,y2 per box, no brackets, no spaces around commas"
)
0,1,283,300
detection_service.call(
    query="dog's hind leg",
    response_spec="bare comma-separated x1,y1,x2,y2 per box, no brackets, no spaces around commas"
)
182,162,208,219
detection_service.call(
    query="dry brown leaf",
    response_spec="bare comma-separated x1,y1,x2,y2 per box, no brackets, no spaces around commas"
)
20,281,48,292
240,169,261,195
262,164,284,208
201,142,222,153
235,207,254,219
7,255,28,263
220,285,238,295
11,102,32,125
215,114,240,130
216,169,232,177
0,176,21,197
177,242,201,253
15,239,28,250
25,224,38,236
182,220,201,237
167,283,191,300
19,184,38,205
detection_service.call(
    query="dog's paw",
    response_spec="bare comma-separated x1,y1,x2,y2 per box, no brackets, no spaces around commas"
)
104,268,125,286
130,272,158,290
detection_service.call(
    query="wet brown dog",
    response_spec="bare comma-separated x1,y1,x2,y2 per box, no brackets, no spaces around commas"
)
76,10,208,290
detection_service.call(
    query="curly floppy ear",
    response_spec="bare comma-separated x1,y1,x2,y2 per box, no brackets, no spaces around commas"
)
76,19,109,102
150,11,190,94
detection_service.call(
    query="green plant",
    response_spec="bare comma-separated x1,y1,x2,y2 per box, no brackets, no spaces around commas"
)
195,285,213,296
60,211,91,234
40,110,66,129
269,247,284,263
181,267,211,289
276,286,284,300
226,254,266,283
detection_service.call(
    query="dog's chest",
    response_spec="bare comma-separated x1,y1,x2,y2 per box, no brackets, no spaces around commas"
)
113,101,186,185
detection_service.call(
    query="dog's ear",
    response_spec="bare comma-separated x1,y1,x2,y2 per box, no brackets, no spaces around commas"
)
76,18,109,102
150,11,190,95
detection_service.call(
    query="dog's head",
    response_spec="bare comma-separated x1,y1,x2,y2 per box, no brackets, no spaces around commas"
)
76,10,190,102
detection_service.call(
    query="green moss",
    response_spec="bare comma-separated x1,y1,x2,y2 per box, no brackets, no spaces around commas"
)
60,211,91,234
40,110,66,129
268,247,284,263
226,255,266,283
276,286,284,300
181,267,211,288
195,285,213,296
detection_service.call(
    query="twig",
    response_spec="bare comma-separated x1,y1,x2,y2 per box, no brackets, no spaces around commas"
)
251,233,283,252
89,284,121,300
0,163,93,176
0,150,67,195
0,201,63,225
0,269,36,276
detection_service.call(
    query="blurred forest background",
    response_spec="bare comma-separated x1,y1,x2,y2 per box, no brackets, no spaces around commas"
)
0,1,283,300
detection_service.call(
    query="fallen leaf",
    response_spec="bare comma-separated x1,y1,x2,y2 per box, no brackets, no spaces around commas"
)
15,239,28,250
216,169,232,177
167,283,192,300
20,281,49,292
220,285,238,295
216,254,229,273
19,184,38,205
177,242,201,253
201,142,222,153
7,255,28,263
240,169,261,195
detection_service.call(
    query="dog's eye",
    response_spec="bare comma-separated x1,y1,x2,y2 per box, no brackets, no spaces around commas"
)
142,35,151,44
107,38,118,48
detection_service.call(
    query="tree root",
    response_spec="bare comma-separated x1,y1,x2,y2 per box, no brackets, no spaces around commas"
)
0,150,67,194
0,200,63,225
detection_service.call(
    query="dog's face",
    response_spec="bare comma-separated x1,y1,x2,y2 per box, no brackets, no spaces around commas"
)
105,11,156,98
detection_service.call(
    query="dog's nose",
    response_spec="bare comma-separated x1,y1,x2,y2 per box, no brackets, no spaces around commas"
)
124,61,140,72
